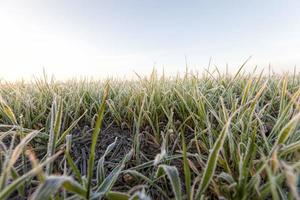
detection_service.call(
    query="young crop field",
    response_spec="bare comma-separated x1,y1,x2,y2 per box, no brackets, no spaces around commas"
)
0,69,300,200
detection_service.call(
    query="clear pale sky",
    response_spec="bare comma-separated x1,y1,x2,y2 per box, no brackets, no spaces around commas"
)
0,0,299,80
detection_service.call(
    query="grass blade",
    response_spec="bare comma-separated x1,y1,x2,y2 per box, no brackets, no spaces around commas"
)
87,84,109,198
46,97,63,174
31,176,87,200
181,132,191,200
93,150,133,199
106,191,130,200
156,165,182,200
97,137,118,184
196,117,232,198
274,112,300,147
0,150,63,199
56,110,87,146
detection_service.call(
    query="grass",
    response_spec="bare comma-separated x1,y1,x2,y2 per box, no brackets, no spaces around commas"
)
0,67,300,199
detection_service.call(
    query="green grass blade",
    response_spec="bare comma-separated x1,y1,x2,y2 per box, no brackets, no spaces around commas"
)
274,112,300,147
0,150,62,199
279,140,300,156
93,150,133,199
196,117,232,198
124,169,169,198
31,175,87,200
0,95,18,125
156,165,182,200
56,110,87,146
181,132,191,200
97,137,118,184
46,97,63,175
87,84,109,198
0,130,40,190
65,135,83,183
106,191,130,200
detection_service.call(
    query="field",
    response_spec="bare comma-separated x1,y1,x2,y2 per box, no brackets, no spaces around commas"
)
1,68,300,200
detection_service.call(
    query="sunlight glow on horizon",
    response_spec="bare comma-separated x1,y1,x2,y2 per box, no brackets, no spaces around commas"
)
0,0,299,81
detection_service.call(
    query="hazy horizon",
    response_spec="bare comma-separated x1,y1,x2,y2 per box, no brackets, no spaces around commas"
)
0,0,299,81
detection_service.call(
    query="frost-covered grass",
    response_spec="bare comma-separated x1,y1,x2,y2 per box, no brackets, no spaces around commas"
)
1,68,300,199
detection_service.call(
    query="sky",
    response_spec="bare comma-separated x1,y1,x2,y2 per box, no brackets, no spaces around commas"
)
0,0,299,81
